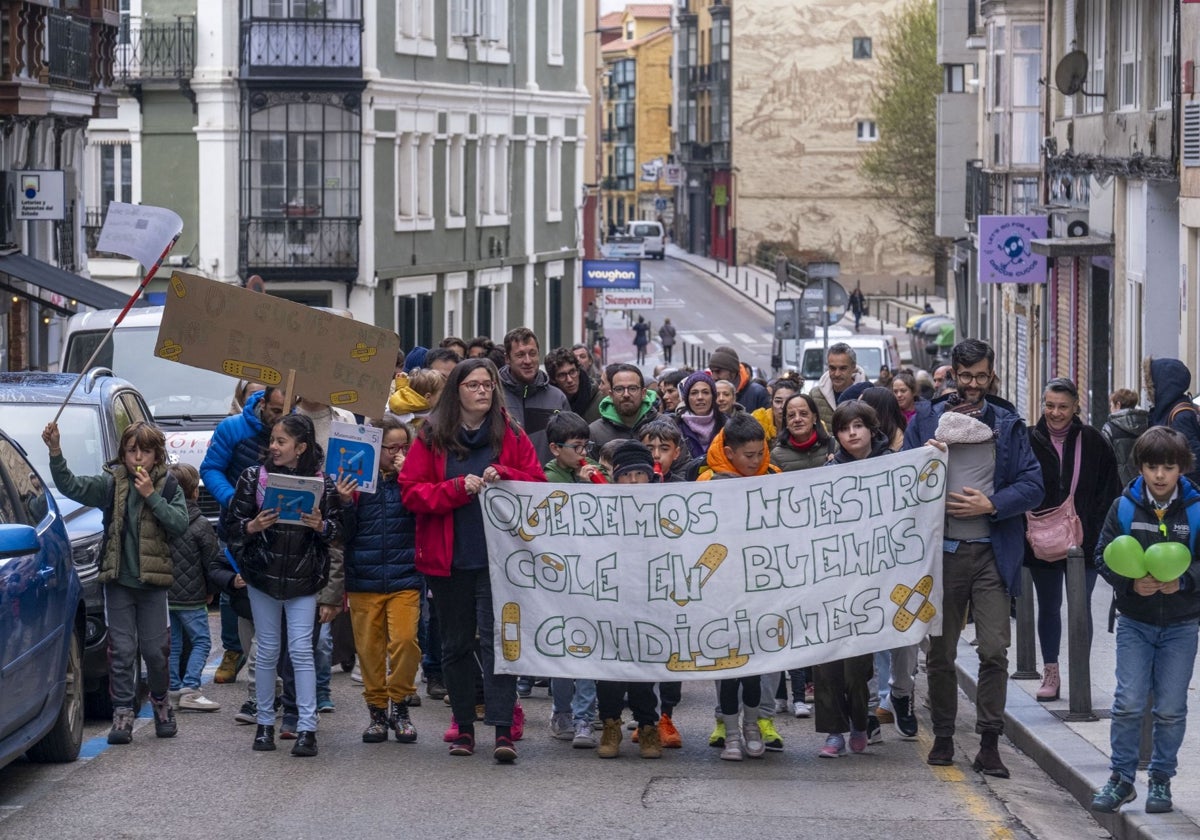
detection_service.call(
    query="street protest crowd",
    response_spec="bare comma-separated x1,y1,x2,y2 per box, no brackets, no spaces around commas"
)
37,322,1200,818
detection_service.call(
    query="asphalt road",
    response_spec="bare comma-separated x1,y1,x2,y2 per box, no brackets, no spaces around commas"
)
0,620,1108,840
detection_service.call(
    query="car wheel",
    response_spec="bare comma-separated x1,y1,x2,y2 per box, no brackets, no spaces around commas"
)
26,631,85,763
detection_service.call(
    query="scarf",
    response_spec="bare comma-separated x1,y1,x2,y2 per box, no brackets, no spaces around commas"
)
788,430,819,451
1047,423,1070,461
946,391,986,419
680,410,716,441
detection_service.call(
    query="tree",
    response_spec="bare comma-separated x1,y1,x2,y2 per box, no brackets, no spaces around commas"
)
860,0,945,262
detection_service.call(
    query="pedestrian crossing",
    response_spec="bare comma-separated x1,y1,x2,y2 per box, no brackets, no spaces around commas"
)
678,330,775,348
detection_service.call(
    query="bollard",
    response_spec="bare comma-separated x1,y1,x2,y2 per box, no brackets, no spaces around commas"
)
755,277,759,298
895,279,900,297
1064,547,1097,721
1012,567,1040,679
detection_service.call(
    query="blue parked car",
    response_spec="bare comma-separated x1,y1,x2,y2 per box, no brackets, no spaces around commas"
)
0,369,156,717
0,429,85,769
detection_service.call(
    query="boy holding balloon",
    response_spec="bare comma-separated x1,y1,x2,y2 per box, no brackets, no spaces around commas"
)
1092,427,1200,815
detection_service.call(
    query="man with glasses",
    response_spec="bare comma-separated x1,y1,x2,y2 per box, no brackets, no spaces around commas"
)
903,338,1043,778
544,347,603,422
498,326,570,464
811,342,866,430
589,363,661,449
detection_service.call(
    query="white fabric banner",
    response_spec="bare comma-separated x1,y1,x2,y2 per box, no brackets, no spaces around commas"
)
482,446,948,681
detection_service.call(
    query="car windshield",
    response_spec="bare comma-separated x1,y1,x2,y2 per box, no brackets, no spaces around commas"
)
801,347,883,382
630,224,659,237
0,405,106,500
65,327,234,418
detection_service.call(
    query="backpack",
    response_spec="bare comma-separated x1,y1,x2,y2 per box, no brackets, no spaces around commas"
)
1108,493,1200,632
1168,402,1199,425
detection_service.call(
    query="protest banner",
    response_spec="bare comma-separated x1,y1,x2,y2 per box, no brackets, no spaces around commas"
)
481,446,947,681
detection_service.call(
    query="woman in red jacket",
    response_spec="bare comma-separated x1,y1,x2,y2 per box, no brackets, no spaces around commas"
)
399,358,545,763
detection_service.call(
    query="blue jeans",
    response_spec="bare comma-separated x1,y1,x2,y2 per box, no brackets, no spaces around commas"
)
316,622,333,701
169,606,212,691
1109,615,1198,782
248,586,318,731
551,678,597,724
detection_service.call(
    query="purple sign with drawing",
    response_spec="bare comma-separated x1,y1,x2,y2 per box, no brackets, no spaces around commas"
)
978,215,1047,284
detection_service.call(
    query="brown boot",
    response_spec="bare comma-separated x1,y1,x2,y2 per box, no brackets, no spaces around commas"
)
927,735,954,766
972,732,1010,778
638,723,663,759
597,718,622,759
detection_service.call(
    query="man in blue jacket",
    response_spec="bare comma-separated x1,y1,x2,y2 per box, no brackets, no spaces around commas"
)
200,386,287,683
903,338,1043,778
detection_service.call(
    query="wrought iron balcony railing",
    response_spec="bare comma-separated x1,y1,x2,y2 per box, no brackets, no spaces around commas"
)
47,9,92,89
116,17,195,82
965,160,1007,224
241,18,362,75
241,217,359,270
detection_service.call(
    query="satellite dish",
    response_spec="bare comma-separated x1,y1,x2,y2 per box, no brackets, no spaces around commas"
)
1055,51,1089,96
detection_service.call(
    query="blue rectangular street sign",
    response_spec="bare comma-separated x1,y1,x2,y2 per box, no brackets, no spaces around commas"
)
582,259,641,289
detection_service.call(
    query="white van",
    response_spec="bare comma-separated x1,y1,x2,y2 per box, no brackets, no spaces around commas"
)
628,220,665,259
797,334,903,391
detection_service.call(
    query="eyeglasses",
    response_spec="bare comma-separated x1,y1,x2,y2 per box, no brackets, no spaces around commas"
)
461,380,496,393
611,385,643,395
381,443,409,453
558,442,590,453
555,368,580,380
955,371,992,385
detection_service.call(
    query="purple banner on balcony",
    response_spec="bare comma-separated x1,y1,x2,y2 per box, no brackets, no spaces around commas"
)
978,215,1047,284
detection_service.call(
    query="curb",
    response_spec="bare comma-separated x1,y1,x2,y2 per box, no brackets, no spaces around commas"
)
665,252,773,315
953,640,1200,840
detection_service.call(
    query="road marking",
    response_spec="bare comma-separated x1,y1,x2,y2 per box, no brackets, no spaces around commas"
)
734,333,757,345
680,333,704,345
917,731,1016,839
707,333,730,344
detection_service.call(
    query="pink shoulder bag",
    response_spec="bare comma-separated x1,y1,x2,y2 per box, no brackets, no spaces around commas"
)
1024,436,1084,562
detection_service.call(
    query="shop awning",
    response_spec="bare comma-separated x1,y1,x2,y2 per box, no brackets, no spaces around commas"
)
1030,236,1114,259
0,251,135,312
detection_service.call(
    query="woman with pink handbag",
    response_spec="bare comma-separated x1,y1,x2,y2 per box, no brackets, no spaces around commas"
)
1024,378,1121,701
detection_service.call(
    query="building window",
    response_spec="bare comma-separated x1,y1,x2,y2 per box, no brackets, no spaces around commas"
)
1010,176,1038,216
1010,24,1041,165
1083,0,1105,114
945,64,966,92
990,24,1005,112
546,138,562,220
396,133,433,227
853,37,872,59
478,136,510,223
856,120,878,142
397,0,435,55
1118,0,1142,110
450,0,507,45
548,0,563,64
100,143,132,206
447,135,465,222
626,21,634,40
1159,0,1174,109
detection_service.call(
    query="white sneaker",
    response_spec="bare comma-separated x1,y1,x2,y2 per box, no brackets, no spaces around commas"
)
742,722,766,758
178,690,221,712
792,700,812,718
773,698,789,714
572,719,597,749
351,663,363,684
720,732,744,761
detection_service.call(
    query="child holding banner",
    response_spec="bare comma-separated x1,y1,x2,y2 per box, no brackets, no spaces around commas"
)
697,413,775,760
814,402,893,757
543,411,601,748
596,442,665,759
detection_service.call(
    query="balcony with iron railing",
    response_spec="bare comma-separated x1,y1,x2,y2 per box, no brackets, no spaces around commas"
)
115,17,195,83
241,17,362,77
964,159,1007,225
47,9,93,89
240,216,360,280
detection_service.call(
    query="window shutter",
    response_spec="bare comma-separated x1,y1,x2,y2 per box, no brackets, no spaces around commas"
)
1184,102,1200,167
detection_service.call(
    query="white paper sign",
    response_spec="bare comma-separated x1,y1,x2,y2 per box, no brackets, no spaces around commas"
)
96,202,184,270
325,420,383,494
481,446,947,681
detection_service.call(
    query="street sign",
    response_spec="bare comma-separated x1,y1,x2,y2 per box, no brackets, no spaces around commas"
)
582,259,640,289
800,279,848,326
601,283,655,309
655,197,667,212
663,164,683,186
13,170,64,220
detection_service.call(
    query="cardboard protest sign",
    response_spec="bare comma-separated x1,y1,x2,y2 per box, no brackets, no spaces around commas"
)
154,272,399,412
481,446,947,681
325,420,382,494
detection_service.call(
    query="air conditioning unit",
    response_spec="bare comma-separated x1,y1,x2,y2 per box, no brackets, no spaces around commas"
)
1052,210,1089,238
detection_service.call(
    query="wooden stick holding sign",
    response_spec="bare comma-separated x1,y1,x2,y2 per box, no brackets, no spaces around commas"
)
52,203,184,423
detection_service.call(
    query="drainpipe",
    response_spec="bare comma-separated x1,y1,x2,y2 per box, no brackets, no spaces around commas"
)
1039,0,1055,401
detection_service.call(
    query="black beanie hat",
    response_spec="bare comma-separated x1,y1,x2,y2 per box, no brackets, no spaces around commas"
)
610,440,657,481
836,381,872,405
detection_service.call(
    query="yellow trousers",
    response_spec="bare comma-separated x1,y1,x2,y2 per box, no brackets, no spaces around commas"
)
347,590,421,708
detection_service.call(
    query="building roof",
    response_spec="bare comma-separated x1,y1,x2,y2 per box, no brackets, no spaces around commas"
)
602,24,672,54
598,11,624,29
627,4,672,19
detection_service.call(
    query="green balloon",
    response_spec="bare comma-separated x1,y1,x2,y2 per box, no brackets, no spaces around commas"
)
1144,542,1193,583
1103,535,1147,579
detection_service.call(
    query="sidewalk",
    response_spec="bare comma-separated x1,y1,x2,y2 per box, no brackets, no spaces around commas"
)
954,571,1200,839
665,243,948,338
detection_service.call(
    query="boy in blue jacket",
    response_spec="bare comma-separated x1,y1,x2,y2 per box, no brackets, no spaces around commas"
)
1092,427,1200,814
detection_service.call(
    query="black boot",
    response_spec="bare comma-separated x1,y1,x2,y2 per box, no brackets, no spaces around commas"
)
253,724,276,751
972,732,1010,778
291,730,318,757
927,735,954,766
390,702,418,743
150,693,177,738
363,705,389,743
